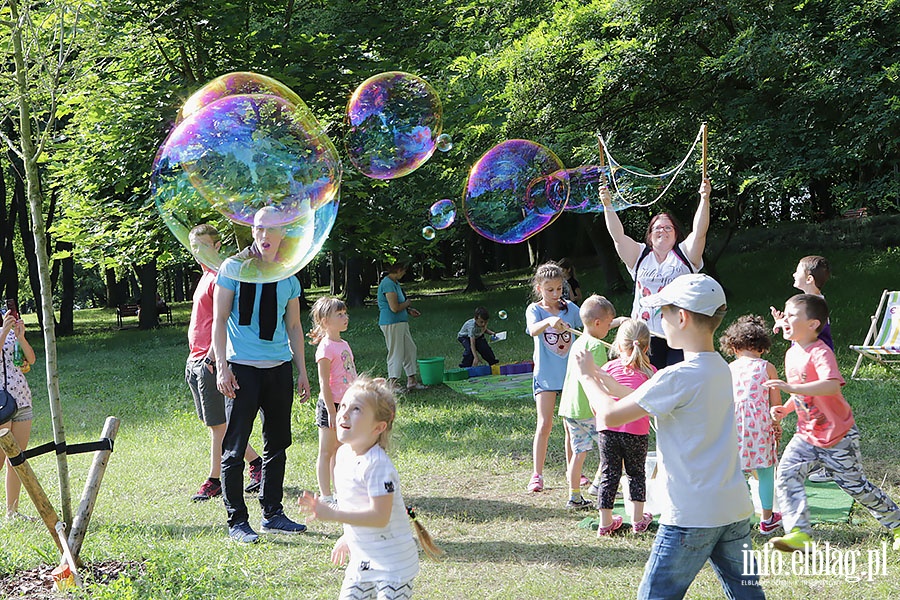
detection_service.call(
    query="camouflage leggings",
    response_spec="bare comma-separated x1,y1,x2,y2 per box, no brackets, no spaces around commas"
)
776,425,900,534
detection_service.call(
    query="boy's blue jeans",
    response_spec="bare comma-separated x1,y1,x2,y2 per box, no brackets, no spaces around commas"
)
638,518,765,599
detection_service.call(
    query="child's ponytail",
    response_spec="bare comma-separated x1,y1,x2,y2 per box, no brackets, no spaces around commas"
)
614,319,654,378
406,506,445,560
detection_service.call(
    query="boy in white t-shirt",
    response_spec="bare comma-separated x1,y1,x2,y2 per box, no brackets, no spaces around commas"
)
576,274,764,599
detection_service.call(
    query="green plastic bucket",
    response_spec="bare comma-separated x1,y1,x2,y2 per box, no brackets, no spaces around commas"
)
417,357,445,386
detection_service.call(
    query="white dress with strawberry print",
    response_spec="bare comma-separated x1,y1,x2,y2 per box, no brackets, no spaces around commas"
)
729,356,776,470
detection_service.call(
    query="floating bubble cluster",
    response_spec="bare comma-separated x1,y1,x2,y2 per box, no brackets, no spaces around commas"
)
436,133,453,152
551,165,630,213
421,226,436,241
498,310,508,320
344,71,443,180
429,199,456,230
463,140,569,244
153,72,341,283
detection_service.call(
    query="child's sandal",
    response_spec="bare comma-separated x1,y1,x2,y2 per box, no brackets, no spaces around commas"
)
596,515,623,537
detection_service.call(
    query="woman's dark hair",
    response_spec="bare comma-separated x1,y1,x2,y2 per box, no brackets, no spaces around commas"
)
644,212,687,248
386,262,407,275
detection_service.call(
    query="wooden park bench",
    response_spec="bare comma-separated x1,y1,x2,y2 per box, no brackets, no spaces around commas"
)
116,304,139,328
116,302,173,328
841,207,868,220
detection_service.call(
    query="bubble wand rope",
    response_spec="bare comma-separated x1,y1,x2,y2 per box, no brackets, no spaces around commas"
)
596,125,703,208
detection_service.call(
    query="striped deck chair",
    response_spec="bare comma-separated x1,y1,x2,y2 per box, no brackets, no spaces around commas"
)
850,290,900,378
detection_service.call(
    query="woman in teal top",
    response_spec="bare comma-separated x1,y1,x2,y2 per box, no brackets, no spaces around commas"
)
377,262,425,390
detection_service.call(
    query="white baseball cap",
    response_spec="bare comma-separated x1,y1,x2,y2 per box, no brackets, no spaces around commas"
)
640,273,726,316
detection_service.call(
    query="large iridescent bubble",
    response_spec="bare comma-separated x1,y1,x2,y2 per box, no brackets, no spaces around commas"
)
552,165,627,213
344,72,443,179
429,199,456,230
178,72,303,123
153,76,341,284
463,140,568,244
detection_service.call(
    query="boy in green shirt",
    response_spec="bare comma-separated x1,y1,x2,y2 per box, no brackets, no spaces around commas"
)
558,295,616,508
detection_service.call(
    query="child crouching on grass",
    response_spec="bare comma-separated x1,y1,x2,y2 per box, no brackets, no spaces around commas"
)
457,306,499,368
298,377,442,599
765,294,900,553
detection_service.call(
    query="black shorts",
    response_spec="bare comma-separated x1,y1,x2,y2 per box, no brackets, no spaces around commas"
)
315,397,340,428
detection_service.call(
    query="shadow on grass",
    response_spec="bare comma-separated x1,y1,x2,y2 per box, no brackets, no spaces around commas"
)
436,538,649,568
410,495,592,524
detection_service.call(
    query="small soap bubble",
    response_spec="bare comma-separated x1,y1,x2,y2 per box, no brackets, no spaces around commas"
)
429,199,456,230
436,133,453,152
421,226,436,241
498,310,508,320
463,139,568,244
344,71,443,179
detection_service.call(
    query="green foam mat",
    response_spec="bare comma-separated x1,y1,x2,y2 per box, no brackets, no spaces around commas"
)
576,480,854,530
443,372,533,401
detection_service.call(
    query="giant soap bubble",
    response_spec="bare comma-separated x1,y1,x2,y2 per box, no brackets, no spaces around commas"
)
178,72,303,123
344,71,443,179
153,75,341,284
463,140,568,244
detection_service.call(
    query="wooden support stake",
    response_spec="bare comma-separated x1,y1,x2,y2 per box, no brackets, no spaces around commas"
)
55,521,83,588
0,427,63,554
68,416,120,561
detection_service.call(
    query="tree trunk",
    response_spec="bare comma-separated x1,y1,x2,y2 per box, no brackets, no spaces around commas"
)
465,229,486,292
135,261,159,329
343,255,367,308
0,162,18,300
56,241,75,336
173,267,185,302
584,214,627,294
12,154,43,327
104,267,118,308
10,0,72,526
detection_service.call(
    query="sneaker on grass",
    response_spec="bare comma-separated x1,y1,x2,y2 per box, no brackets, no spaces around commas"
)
229,521,259,544
191,478,221,502
527,473,543,493
261,510,307,534
769,528,812,552
758,512,783,535
566,497,593,510
245,461,262,494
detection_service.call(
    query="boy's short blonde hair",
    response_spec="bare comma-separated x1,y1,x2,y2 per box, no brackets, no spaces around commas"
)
663,304,726,333
580,294,615,322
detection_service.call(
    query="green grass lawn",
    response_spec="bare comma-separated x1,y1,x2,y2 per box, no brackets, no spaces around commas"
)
1,244,900,599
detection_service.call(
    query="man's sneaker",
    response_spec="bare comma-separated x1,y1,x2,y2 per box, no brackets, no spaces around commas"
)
632,512,653,533
808,468,830,483
527,473,544,493
260,510,307,534
759,512,783,535
769,528,812,552
587,482,600,496
245,462,262,494
191,478,221,502
566,497,593,510
228,521,259,544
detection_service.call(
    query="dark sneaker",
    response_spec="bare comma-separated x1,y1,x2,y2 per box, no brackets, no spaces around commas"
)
191,479,222,502
228,521,259,544
260,510,306,534
566,497,594,510
245,462,262,494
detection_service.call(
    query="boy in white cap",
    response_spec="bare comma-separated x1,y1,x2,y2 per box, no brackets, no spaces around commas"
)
575,273,764,599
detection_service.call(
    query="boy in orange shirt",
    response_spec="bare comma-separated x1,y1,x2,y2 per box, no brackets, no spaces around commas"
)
765,294,900,552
